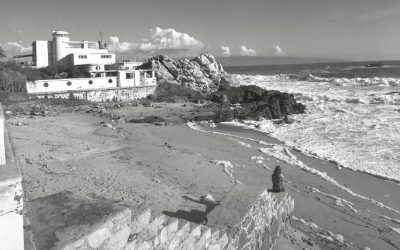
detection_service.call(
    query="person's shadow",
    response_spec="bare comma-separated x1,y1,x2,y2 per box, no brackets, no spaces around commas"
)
163,195,220,225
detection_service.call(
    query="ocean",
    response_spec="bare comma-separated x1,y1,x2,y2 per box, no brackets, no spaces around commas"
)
223,61,400,183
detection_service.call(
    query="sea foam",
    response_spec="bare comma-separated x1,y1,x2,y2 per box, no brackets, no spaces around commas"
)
231,74,400,183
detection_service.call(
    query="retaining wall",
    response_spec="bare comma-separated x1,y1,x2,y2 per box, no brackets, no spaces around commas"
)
30,86,157,102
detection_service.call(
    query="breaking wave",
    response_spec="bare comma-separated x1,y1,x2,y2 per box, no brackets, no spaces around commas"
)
230,74,400,183
233,74,400,105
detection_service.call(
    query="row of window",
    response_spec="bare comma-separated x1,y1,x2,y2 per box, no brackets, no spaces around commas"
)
77,55,112,59
42,79,113,87
126,72,153,79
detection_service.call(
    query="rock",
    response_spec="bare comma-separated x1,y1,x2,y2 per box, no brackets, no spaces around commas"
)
153,121,166,126
200,85,306,121
143,116,166,123
138,53,238,96
201,194,218,205
283,115,292,124
152,178,161,183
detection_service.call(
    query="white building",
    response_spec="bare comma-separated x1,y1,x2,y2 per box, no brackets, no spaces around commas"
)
32,31,116,72
117,59,143,70
25,30,157,100
26,69,156,94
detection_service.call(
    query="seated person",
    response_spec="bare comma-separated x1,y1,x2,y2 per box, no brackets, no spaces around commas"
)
272,165,285,192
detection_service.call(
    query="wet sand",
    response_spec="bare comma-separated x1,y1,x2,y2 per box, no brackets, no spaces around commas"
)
6,101,400,249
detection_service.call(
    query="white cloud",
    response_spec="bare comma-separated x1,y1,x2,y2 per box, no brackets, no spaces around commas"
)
1,42,32,55
108,36,133,52
220,46,231,57
272,45,285,56
240,45,256,56
137,27,203,52
108,27,204,56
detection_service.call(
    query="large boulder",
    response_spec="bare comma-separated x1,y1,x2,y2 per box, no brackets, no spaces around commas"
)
138,53,237,96
192,85,306,122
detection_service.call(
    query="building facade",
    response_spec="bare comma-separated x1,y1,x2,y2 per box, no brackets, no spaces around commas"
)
32,31,116,71
26,69,156,94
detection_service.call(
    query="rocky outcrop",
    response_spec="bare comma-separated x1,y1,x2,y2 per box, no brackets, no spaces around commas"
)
192,85,306,122
138,52,237,96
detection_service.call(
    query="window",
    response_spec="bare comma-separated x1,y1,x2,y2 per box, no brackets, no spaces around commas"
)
43,82,49,87
101,55,112,59
96,66,101,70
78,55,87,59
126,73,134,79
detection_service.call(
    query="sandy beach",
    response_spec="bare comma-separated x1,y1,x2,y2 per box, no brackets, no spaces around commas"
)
5,100,400,250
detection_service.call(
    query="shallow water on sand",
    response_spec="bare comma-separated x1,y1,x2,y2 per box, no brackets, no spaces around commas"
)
189,122,400,249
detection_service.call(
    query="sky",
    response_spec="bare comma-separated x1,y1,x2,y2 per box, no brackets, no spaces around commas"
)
0,0,400,60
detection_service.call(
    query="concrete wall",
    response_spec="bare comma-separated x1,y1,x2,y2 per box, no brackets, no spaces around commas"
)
0,177,24,250
27,71,156,95
33,41,51,68
0,105,5,165
27,77,118,94
0,102,24,250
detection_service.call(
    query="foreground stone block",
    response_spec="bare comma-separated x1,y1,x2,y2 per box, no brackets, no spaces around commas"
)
26,191,131,250
101,225,132,250
0,177,24,250
132,209,151,234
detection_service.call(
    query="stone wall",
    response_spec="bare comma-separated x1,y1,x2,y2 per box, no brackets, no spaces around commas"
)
29,190,293,250
113,191,293,250
58,207,132,250
226,191,294,250
30,86,156,102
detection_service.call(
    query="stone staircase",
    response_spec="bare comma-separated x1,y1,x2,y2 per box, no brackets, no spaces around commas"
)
25,189,293,250
125,210,231,250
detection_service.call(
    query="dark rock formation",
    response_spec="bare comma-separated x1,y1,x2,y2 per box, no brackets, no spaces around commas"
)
138,53,306,122
138,52,237,96
192,85,306,122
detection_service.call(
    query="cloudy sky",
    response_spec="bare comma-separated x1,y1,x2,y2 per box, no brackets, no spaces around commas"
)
0,0,399,60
